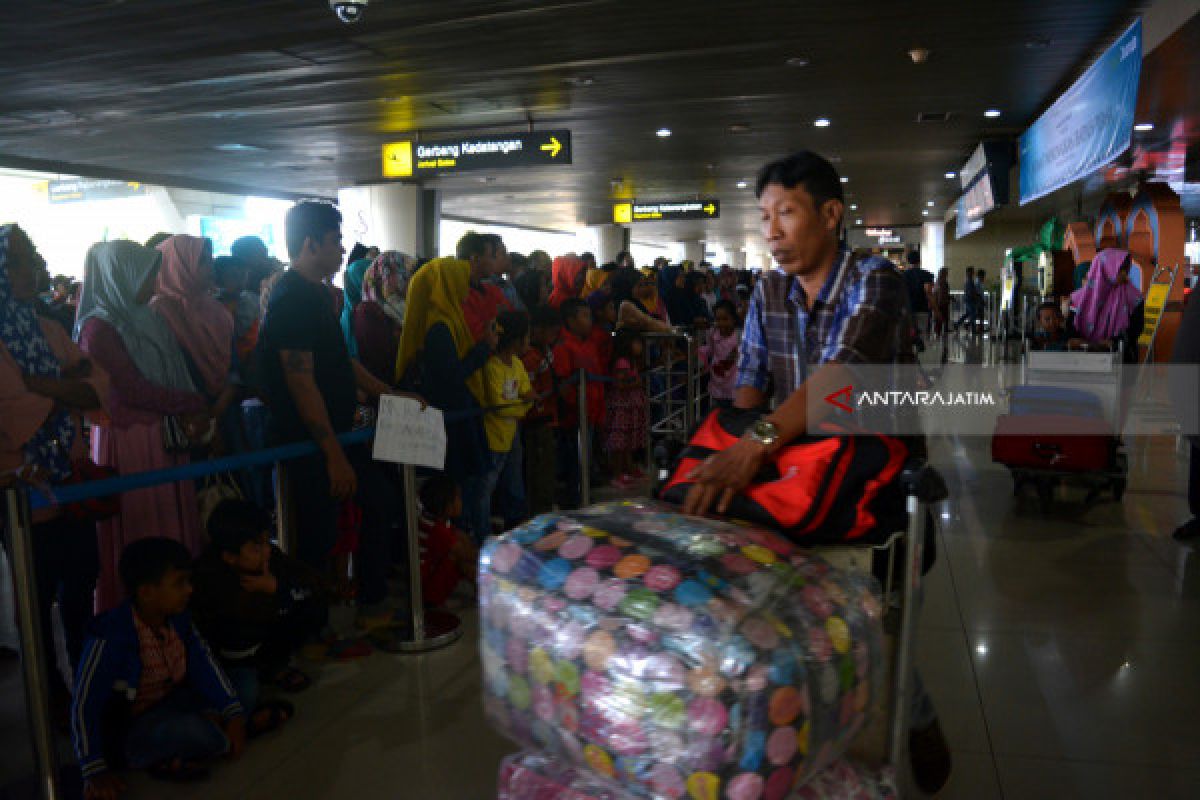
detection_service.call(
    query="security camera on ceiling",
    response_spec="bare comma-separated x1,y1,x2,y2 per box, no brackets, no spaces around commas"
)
330,0,369,24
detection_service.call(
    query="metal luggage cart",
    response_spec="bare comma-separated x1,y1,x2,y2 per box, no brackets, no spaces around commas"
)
642,330,708,471
1005,342,1129,509
812,461,948,778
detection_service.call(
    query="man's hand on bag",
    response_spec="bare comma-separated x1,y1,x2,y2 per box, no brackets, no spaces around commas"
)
326,450,358,501
681,437,769,516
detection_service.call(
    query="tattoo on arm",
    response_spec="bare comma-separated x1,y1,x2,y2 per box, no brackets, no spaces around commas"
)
281,350,314,375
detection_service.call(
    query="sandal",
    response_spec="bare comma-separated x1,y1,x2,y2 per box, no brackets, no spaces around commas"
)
268,666,312,693
247,699,294,739
147,757,210,783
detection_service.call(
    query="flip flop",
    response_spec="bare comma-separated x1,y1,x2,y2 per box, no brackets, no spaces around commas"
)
268,666,312,693
248,699,294,739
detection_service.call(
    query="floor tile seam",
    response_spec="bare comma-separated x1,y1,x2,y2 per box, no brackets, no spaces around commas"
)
936,491,1006,797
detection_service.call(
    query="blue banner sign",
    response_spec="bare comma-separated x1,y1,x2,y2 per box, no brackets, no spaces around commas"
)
1019,18,1142,205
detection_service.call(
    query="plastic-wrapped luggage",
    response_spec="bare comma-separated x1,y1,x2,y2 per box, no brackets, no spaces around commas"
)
496,750,898,800
480,501,885,800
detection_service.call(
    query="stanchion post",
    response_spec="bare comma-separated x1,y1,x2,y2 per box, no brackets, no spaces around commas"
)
684,334,696,434
272,462,293,555
4,487,61,800
577,369,590,508
392,463,461,652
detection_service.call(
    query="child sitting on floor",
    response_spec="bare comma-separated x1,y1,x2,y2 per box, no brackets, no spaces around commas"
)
418,474,478,608
191,500,330,698
72,538,289,798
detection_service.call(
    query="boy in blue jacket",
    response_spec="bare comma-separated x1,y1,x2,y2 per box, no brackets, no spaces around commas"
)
72,538,258,798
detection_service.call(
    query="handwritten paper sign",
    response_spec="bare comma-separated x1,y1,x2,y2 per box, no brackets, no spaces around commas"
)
372,395,446,469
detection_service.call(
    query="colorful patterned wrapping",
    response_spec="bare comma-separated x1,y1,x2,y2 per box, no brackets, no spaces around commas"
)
480,501,885,800
496,751,898,800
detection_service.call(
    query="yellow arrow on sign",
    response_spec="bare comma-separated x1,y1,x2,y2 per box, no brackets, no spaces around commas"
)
703,203,716,215
540,137,563,158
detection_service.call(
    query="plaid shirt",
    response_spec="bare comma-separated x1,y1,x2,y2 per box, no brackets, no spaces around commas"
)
737,248,910,404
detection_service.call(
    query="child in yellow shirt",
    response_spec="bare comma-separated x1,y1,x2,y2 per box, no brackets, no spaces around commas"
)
482,311,535,532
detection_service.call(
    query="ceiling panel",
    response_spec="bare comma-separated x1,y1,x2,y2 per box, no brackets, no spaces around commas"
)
0,0,1148,246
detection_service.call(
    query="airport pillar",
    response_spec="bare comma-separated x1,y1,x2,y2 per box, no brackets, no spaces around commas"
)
682,241,704,265
337,183,426,257
922,220,945,270
589,224,629,263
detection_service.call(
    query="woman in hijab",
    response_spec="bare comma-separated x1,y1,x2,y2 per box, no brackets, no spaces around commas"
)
0,225,110,704
338,257,373,360
1068,249,1144,362
549,255,587,309
716,267,738,304
666,268,711,328
355,251,412,383
77,240,212,610
152,235,235,408
611,269,672,333
395,256,497,542
515,267,551,312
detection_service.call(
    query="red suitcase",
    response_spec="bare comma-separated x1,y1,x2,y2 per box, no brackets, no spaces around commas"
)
991,414,1115,472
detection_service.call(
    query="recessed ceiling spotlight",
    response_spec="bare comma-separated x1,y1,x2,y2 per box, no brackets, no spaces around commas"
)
927,201,935,207
736,180,749,189
727,123,752,134
840,176,849,183
849,204,858,210
656,127,672,138
855,219,864,226
814,118,831,128
908,47,931,64
1135,122,1154,132
564,75,595,87
922,210,930,216
785,56,810,68
214,143,265,153
944,171,957,179
984,109,1002,118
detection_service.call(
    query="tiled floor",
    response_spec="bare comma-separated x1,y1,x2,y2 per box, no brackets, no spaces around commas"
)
1,385,1196,798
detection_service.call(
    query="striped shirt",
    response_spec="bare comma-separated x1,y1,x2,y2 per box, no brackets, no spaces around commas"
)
736,248,910,404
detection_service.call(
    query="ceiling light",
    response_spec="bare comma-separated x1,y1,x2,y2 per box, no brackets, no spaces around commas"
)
922,210,930,216
944,171,957,179
656,127,672,138
214,143,265,153
984,109,1001,118
976,644,988,656
1134,122,1154,132
736,180,749,189
908,47,931,64
927,201,935,207
855,219,863,225
785,56,810,68
849,204,858,210
727,123,752,134
840,176,849,183
814,118,831,128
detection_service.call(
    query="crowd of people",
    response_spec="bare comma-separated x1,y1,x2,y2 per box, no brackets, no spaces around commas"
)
6,146,1188,797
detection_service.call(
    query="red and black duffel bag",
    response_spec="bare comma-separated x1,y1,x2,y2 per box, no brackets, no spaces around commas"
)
658,408,909,544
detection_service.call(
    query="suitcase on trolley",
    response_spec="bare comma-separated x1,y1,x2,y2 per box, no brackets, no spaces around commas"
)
990,414,1115,472
1007,385,1104,419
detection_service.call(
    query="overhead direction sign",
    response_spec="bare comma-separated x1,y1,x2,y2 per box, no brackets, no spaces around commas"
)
382,129,571,178
47,179,145,204
614,199,720,223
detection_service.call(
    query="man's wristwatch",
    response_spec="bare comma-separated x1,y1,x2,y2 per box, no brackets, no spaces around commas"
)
747,418,780,451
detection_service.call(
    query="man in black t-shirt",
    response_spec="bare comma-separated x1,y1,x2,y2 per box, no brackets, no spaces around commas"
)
901,249,935,336
258,202,401,624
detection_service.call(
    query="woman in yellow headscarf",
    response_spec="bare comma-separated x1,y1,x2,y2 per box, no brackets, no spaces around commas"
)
395,257,497,540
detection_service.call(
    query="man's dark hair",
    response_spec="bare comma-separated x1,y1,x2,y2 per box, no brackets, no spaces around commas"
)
456,231,503,261
347,242,369,264
213,256,245,288
145,232,172,250
906,250,921,267
232,235,269,263
977,269,987,279
712,299,739,321
508,252,529,274
119,537,192,597
1036,301,1062,317
496,310,530,350
285,201,342,260
560,298,589,326
755,151,844,212
965,267,975,276
207,499,271,556
531,304,562,330
419,474,460,517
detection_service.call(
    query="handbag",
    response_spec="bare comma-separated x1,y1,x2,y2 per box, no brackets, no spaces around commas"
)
197,472,244,535
61,459,120,522
657,407,909,544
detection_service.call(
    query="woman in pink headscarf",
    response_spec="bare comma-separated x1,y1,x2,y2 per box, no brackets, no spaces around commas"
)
1068,248,1145,362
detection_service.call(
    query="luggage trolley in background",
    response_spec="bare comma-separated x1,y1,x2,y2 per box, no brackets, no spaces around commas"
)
992,342,1128,511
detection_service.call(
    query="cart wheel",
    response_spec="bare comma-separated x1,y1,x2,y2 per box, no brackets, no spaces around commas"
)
1037,479,1054,512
